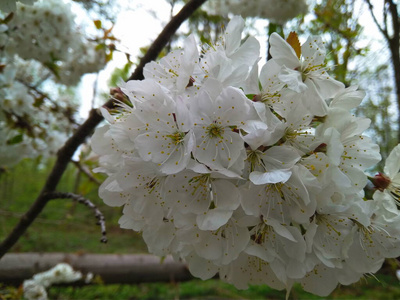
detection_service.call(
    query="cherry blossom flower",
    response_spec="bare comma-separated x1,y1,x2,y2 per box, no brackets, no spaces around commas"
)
92,16,399,297
371,144,400,206
269,33,345,116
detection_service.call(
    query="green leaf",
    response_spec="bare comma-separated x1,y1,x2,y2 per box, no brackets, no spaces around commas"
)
7,134,23,145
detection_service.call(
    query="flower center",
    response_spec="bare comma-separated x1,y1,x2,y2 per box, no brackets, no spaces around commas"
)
206,123,224,139
247,150,264,172
166,131,185,145
252,223,273,244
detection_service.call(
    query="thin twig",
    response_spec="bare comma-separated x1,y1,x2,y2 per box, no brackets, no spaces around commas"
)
72,160,102,186
0,0,207,259
44,191,107,243
364,0,389,39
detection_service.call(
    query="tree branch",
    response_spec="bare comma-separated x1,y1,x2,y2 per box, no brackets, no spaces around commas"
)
364,0,389,39
0,0,207,259
386,0,399,43
44,191,107,243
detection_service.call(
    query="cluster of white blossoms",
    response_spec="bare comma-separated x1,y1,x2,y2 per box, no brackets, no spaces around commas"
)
92,16,400,296
0,0,108,167
207,0,308,24
23,263,89,300
4,0,106,85
0,60,71,167
0,0,37,13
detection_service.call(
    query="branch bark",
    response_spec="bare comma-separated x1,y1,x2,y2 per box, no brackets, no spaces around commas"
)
0,253,193,285
44,192,108,243
0,0,207,260
365,0,400,143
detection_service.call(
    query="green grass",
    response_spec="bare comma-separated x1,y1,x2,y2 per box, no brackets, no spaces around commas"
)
2,159,400,299
0,158,147,254
46,274,400,300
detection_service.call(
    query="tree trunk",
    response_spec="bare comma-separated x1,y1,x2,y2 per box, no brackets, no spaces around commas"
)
386,0,400,143
389,40,400,144
0,253,194,286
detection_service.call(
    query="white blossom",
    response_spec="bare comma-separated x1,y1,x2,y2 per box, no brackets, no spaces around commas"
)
92,17,397,297
23,263,83,300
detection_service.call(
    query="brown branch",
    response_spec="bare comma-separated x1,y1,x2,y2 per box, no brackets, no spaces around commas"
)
0,0,207,259
0,253,193,286
44,192,107,243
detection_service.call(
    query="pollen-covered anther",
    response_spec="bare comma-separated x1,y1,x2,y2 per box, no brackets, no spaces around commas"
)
166,131,185,145
206,123,225,139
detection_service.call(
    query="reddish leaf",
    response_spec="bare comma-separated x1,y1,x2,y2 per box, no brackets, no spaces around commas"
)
286,32,301,59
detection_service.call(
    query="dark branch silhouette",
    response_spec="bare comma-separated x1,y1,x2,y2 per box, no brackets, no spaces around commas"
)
364,0,388,39
45,192,108,243
0,0,208,259
365,0,400,144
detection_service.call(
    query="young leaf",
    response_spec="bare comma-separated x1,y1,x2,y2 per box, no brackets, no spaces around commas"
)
94,20,102,29
286,32,301,59
7,134,23,145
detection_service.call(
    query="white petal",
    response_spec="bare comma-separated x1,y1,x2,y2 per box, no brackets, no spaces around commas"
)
186,253,219,280
229,36,260,66
265,218,297,242
197,209,233,231
263,145,301,170
212,179,241,210
269,33,300,69
241,120,271,150
91,125,113,155
99,177,126,207
195,232,224,260
249,170,292,185
100,107,115,124
278,66,307,93
330,86,365,110
245,243,275,262
224,16,245,56
301,265,339,296
384,144,400,179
